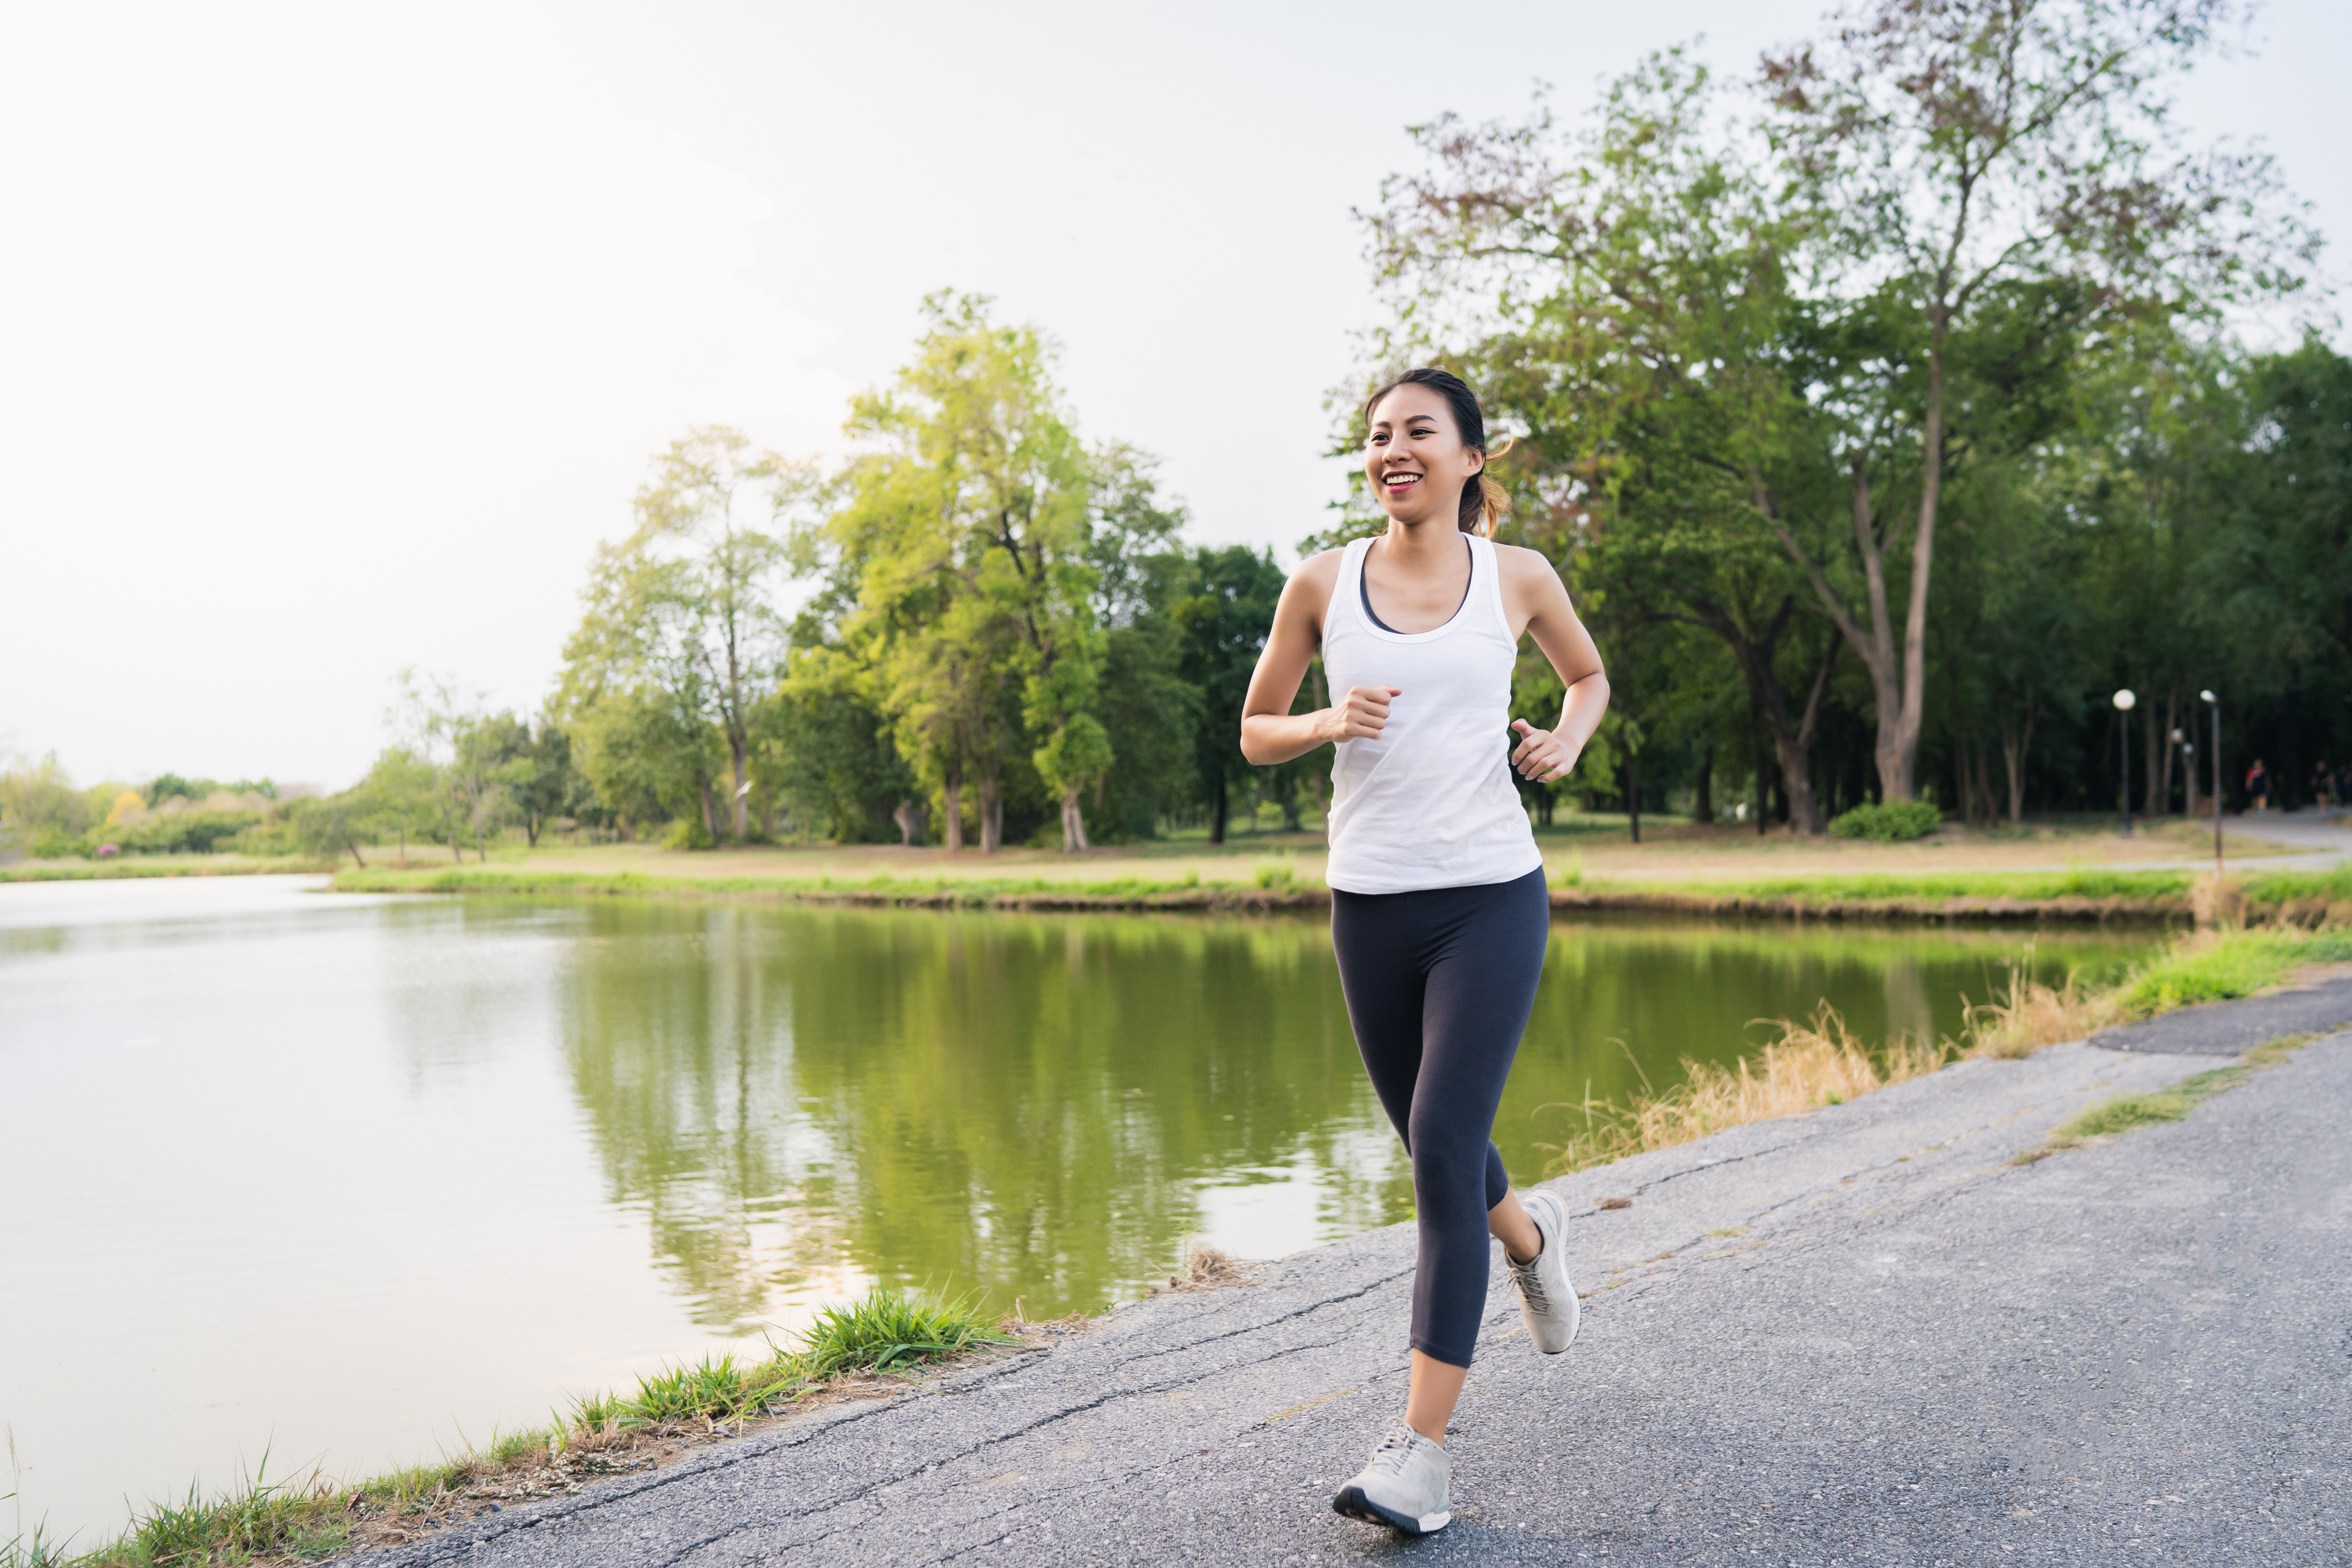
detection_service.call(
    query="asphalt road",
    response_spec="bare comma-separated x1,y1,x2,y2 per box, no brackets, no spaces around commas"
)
358,1018,2350,1567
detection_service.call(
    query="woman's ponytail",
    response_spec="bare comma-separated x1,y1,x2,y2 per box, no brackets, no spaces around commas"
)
1462,435,1515,537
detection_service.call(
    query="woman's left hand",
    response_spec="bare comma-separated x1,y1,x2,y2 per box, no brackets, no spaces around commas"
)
1509,719,1579,784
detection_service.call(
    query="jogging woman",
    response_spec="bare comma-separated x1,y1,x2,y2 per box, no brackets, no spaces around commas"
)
1240,368,1608,1535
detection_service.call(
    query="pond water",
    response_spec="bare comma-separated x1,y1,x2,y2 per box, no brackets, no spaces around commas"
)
0,876,2160,1543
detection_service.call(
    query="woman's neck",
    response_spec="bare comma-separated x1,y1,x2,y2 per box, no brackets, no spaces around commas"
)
1377,516,1466,572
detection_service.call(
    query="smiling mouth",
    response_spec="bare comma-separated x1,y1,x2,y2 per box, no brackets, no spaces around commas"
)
1383,472,1422,492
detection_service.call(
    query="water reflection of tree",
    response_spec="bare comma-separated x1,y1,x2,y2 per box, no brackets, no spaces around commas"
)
555,906,1397,1325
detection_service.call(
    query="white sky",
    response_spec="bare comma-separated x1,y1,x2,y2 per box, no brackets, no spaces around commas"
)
2,0,2342,790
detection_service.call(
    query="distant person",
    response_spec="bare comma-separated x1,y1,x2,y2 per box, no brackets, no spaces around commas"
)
2247,758,2270,813
1241,368,1610,1536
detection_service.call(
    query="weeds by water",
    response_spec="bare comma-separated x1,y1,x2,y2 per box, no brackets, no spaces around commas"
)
1537,1004,1945,1175
42,1285,1017,1568
1959,951,2122,1060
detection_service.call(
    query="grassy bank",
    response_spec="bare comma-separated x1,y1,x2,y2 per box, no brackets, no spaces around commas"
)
323,859,2352,926
327,863,1328,911
0,858,335,883
4,1287,1022,1568
1552,865,2199,922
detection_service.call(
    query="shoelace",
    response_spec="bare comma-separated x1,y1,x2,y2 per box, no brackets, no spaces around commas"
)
1510,1247,1550,1310
1367,1429,1421,1476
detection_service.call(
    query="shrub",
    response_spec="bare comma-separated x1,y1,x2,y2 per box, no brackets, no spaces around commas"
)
662,817,717,851
109,808,264,855
1828,800,1943,842
28,824,90,858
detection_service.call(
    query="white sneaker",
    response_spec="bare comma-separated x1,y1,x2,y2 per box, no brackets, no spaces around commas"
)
1506,1189,1579,1354
1332,1424,1452,1534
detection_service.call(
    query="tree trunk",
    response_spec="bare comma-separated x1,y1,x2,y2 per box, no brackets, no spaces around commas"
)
1766,440,1935,802
1059,784,1088,853
1693,744,1713,825
1624,753,1641,844
697,773,717,838
1751,722,1769,836
979,770,1003,854
730,738,751,842
1210,771,1229,845
893,800,927,846
1697,599,1833,834
1999,693,2036,826
348,838,365,869
942,771,964,853
2159,684,2180,815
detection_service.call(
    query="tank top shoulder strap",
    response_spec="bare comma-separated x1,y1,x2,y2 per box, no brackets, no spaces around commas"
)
1330,535,1372,634
1468,534,1510,640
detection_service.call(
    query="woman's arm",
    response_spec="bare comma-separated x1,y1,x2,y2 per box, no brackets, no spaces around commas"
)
1498,546,1610,784
1239,553,1398,766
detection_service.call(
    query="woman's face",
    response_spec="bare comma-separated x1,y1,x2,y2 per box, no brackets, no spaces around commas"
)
1364,384,1483,527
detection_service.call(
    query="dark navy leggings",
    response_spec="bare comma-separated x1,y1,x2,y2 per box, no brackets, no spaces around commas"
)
1330,867,1550,1368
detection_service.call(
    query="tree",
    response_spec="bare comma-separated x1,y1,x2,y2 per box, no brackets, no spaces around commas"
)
366,745,441,863
387,668,481,862
559,428,791,842
1175,546,1287,843
1086,447,1202,842
285,789,374,867
1364,53,1844,829
816,294,1102,852
762,645,919,843
1759,0,2309,799
502,717,582,848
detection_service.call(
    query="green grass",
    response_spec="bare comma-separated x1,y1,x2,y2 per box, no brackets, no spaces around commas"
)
39,1286,1013,1567
2019,1033,2316,1163
2239,864,2352,914
325,862,2352,928
1642,867,2195,906
328,864,1292,909
0,859,334,883
2114,927,2352,1017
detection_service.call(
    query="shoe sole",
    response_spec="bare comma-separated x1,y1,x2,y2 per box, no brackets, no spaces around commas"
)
1332,1486,1450,1534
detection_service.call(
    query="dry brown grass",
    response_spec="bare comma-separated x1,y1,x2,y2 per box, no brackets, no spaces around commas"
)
1147,1238,1254,1294
1538,1004,1945,1176
1958,953,2124,1060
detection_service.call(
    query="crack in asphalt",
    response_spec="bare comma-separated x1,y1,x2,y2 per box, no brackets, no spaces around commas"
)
646,1326,1379,1567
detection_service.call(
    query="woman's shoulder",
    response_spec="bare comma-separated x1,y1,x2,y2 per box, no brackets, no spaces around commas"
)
1286,547,1348,593
1488,540,1562,578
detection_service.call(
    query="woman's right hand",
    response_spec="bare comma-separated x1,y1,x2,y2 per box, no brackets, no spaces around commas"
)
1322,686,1401,744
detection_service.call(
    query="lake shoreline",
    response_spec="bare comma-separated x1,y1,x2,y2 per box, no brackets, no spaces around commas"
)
319,864,2213,925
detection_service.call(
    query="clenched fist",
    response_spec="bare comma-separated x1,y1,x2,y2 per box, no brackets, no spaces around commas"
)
1321,686,1401,744
1509,719,1580,784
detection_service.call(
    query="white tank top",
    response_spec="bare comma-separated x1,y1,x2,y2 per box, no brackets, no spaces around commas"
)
1320,532,1543,895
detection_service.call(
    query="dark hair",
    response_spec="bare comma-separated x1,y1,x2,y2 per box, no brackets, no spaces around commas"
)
1363,367,1511,535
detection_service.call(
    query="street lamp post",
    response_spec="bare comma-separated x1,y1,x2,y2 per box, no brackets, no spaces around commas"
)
2113,689,2137,837
2201,690,2223,875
